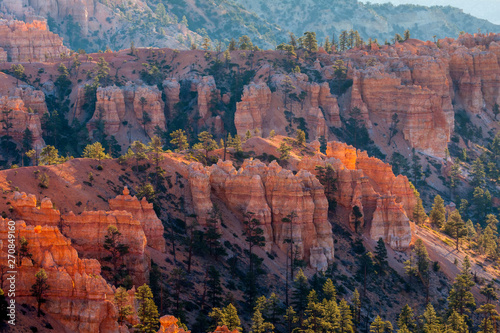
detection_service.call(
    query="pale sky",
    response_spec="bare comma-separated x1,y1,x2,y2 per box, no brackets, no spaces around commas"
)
362,0,500,25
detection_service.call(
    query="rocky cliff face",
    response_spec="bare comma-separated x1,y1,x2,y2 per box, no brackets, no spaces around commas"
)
0,219,119,333
321,141,415,250
189,158,335,271
157,315,191,333
87,82,166,140
235,74,340,140
163,78,181,119
11,191,153,284
0,19,69,62
0,94,45,149
109,186,166,252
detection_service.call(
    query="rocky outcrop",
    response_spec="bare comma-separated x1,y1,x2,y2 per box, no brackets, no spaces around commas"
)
235,82,271,137
12,191,150,285
163,78,180,119
0,19,69,62
370,196,411,250
0,219,119,333
192,158,335,271
0,95,45,149
188,163,213,226
303,141,416,249
157,315,191,333
350,68,450,158
109,186,166,252
235,74,340,140
196,76,219,119
87,82,166,139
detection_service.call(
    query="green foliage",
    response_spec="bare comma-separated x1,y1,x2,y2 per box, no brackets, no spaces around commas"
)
369,315,393,333
83,141,109,161
103,225,130,285
278,142,292,161
448,256,476,317
209,303,242,332
115,287,133,325
170,129,189,152
429,195,446,228
31,269,50,317
135,284,160,333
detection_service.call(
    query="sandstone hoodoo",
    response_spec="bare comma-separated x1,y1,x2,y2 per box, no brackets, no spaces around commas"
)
0,219,119,333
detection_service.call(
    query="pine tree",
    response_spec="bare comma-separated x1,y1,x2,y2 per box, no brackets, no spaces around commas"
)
303,32,318,52
323,279,337,301
198,131,218,160
443,210,467,250
304,290,327,333
397,304,416,332
209,304,242,331
135,284,160,333
31,269,50,317
115,287,133,325
338,299,354,333
291,269,309,325
476,304,500,333
103,225,130,285
250,308,274,333
296,129,306,145
170,129,189,152
40,145,61,165
446,310,468,333
422,303,443,333
207,266,223,308
352,289,361,328
148,135,165,189
413,195,427,224
448,256,476,317
83,141,109,162
375,238,388,273
278,143,292,161
17,236,32,266
429,195,446,228
480,280,499,304
370,315,393,333
470,158,486,188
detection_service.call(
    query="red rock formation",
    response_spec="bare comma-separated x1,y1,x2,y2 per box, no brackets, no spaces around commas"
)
0,96,45,149
210,326,239,333
12,191,150,285
163,78,180,119
0,219,119,333
157,315,191,333
370,196,412,250
197,76,219,119
306,141,416,249
87,82,166,139
0,47,7,62
0,20,69,62
195,158,335,271
235,82,271,137
109,186,166,252
188,163,213,226
62,210,149,285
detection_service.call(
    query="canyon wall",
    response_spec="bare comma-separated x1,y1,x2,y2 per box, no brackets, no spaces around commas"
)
0,219,120,333
0,19,69,62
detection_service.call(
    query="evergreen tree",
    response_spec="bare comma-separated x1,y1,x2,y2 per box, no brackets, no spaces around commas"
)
429,195,446,228
480,280,499,304
443,210,467,250
115,286,133,325
303,290,327,333
448,256,476,317
40,145,61,165
411,149,423,185
476,304,500,333
209,304,242,332
338,299,354,333
83,141,109,162
446,310,468,333
375,238,388,272
103,225,130,285
296,129,306,145
130,140,149,170
207,266,223,308
422,303,443,333
397,304,416,332
31,269,50,317
303,32,318,52
352,289,361,328
291,269,309,325
250,308,274,333
470,158,486,188
135,284,160,333
413,195,427,224
94,57,110,86
197,131,218,160
17,236,32,266
323,279,337,301
278,143,292,161
404,29,411,41
370,315,393,333
148,135,165,189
